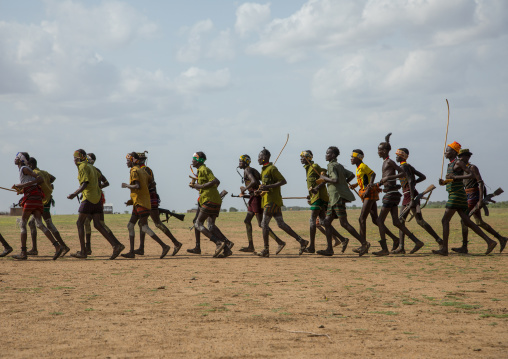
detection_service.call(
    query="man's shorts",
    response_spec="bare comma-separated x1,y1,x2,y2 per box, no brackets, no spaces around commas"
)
200,201,221,217
43,198,52,214
132,205,151,218
310,199,328,211
326,200,347,218
79,199,104,215
465,188,480,212
247,195,262,213
263,202,282,216
150,191,160,209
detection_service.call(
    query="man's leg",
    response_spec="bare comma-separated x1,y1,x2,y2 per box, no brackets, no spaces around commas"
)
272,213,309,255
259,211,273,257
374,207,392,256
388,207,424,254
394,205,410,254
317,215,336,256
122,215,139,258
150,209,182,256
90,213,124,260
207,217,233,258
457,210,497,255
12,210,32,260
43,212,70,256
413,208,443,248
27,216,38,255
0,232,12,257
433,208,456,256
256,212,285,251
307,209,320,253
241,212,256,252
473,213,507,252
31,210,63,260
194,211,224,257
139,215,171,259
84,215,92,255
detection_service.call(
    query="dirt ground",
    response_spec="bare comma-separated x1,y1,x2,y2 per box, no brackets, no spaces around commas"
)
1,209,507,358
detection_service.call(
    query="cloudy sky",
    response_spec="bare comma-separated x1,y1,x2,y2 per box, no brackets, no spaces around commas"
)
1,0,507,215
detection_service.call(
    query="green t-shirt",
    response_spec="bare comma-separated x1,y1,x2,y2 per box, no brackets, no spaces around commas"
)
327,159,355,206
77,162,102,204
261,163,285,208
304,162,329,204
197,165,222,205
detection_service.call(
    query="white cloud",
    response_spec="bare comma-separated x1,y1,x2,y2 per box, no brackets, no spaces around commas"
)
177,19,214,63
235,2,271,37
176,67,231,93
206,29,235,61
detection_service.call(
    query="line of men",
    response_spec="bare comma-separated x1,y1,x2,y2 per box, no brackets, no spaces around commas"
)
1,136,506,260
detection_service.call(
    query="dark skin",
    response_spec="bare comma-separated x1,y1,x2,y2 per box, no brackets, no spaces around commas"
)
394,154,443,252
12,158,60,259
349,155,399,247
303,156,347,252
456,153,507,252
435,147,497,255
317,148,366,256
121,160,169,258
374,145,423,255
68,157,121,259
238,159,264,251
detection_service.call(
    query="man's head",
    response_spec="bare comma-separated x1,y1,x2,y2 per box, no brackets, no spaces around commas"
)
395,148,409,163
28,157,37,170
137,151,148,164
445,141,461,160
300,150,313,165
87,153,96,165
14,152,30,166
258,148,271,165
126,152,140,168
350,149,364,165
238,154,251,169
378,132,392,158
458,148,472,163
325,146,339,162
192,151,206,168
73,149,87,166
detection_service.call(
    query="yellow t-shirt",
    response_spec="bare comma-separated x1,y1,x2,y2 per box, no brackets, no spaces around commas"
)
34,168,53,205
197,165,222,205
356,162,374,190
129,165,152,209
77,162,102,204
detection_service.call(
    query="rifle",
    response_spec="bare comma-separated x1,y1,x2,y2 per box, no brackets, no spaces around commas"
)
158,208,185,222
189,189,228,231
469,187,503,218
399,184,436,221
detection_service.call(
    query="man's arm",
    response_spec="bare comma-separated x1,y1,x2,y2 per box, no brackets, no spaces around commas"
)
68,181,88,199
379,160,404,184
13,167,43,189
99,174,110,189
241,168,259,193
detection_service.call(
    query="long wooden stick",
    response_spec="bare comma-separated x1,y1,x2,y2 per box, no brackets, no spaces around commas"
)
273,134,289,165
440,99,450,179
0,186,17,192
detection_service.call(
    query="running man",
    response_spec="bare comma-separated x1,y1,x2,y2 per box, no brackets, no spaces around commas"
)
27,157,70,256
12,152,63,260
68,149,124,259
256,148,308,257
238,154,285,253
317,147,369,257
434,142,497,255
121,152,171,259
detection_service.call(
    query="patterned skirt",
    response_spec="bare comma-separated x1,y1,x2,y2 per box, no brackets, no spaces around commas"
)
132,205,151,217
382,191,402,208
79,199,103,215
20,186,44,212
200,201,221,217
263,202,282,216
465,188,480,211
446,188,468,212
